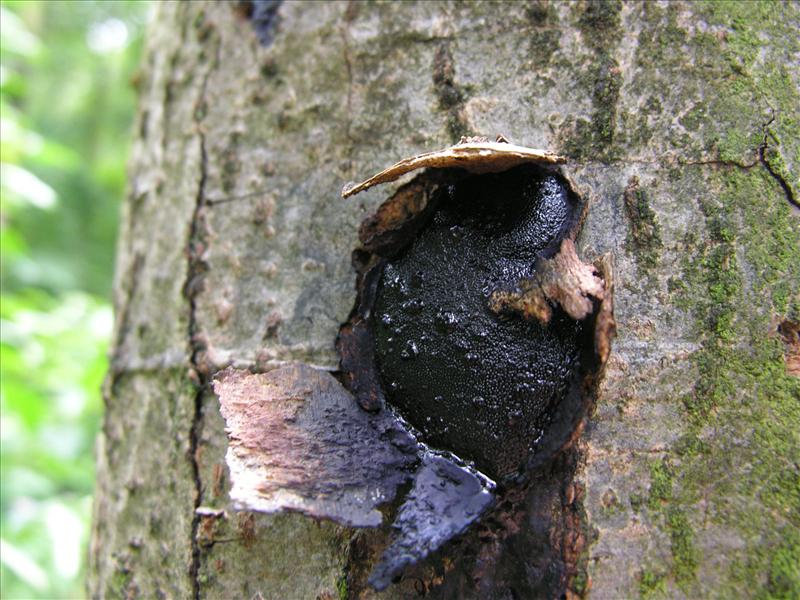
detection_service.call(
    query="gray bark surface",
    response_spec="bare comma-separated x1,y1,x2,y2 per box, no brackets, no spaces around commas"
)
91,2,799,598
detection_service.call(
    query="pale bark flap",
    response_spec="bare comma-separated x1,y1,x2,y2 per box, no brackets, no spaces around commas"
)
342,139,566,199
214,363,418,527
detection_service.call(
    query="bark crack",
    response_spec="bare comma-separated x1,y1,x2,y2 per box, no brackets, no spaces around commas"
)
757,111,798,210
186,123,208,600
432,41,470,141
205,190,269,205
759,148,796,208
680,157,760,169
339,2,356,170
185,28,221,600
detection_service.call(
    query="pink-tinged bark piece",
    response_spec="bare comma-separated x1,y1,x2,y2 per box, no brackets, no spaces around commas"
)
214,363,418,527
536,239,605,321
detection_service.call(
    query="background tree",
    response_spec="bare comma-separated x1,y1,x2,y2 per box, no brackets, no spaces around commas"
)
90,2,799,598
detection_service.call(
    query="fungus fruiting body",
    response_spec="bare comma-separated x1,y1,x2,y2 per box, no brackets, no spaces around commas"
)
374,164,583,479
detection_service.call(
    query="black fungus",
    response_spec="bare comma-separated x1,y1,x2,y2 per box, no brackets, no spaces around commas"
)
369,454,495,590
374,165,583,479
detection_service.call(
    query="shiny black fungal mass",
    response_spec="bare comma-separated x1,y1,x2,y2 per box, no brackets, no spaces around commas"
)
374,165,583,479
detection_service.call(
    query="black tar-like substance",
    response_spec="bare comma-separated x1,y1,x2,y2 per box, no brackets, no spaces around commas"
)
374,165,583,479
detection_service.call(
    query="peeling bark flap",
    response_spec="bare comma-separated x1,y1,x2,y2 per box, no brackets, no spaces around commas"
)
214,364,418,527
215,364,497,587
369,454,495,591
342,138,566,199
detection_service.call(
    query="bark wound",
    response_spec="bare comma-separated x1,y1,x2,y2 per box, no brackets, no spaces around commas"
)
337,138,615,596
371,164,586,480
214,139,614,595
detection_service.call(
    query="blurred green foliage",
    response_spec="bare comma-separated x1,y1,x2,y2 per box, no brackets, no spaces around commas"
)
1,1,150,597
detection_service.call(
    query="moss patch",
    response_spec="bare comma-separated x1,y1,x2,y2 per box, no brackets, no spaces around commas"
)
639,569,667,599
767,531,800,599
336,572,348,600
646,457,698,588
561,0,623,161
662,165,800,596
647,459,672,511
664,507,698,584
623,177,663,273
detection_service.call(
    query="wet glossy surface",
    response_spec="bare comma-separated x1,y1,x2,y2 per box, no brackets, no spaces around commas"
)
374,165,583,478
369,454,495,590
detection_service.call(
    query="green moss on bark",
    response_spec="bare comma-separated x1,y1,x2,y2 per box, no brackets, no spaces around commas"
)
639,569,667,599
562,0,623,161
648,2,800,572
623,177,663,273
647,459,672,511
645,458,698,588
336,573,348,600
768,531,800,600
664,508,698,585
661,165,800,596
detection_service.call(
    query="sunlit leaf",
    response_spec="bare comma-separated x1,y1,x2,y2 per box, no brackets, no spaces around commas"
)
0,6,42,56
87,18,129,54
0,538,47,591
0,163,56,208
45,502,83,579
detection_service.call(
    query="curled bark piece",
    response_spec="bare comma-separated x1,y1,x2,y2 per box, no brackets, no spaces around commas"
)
214,363,418,527
342,139,566,199
489,239,605,324
369,454,495,590
488,278,553,324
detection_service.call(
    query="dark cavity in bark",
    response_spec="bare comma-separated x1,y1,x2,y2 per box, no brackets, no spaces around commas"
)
373,165,583,480
338,163,607,596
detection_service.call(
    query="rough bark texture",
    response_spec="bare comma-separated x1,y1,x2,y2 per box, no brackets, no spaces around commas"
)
91,1,799,598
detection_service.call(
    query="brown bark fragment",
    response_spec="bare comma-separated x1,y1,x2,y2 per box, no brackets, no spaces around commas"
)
489,239,606,324
778,319,800,376
488,278,554,323
336,318,385,411
357,172,447,257
593,255,616,367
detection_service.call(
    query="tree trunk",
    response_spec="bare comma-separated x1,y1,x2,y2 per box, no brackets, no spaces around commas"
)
90,1,799,598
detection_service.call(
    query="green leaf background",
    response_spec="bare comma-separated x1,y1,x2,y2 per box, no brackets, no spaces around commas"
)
1,2,150,597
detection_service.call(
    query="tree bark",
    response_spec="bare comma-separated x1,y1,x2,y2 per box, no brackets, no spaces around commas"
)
90,1,799,598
